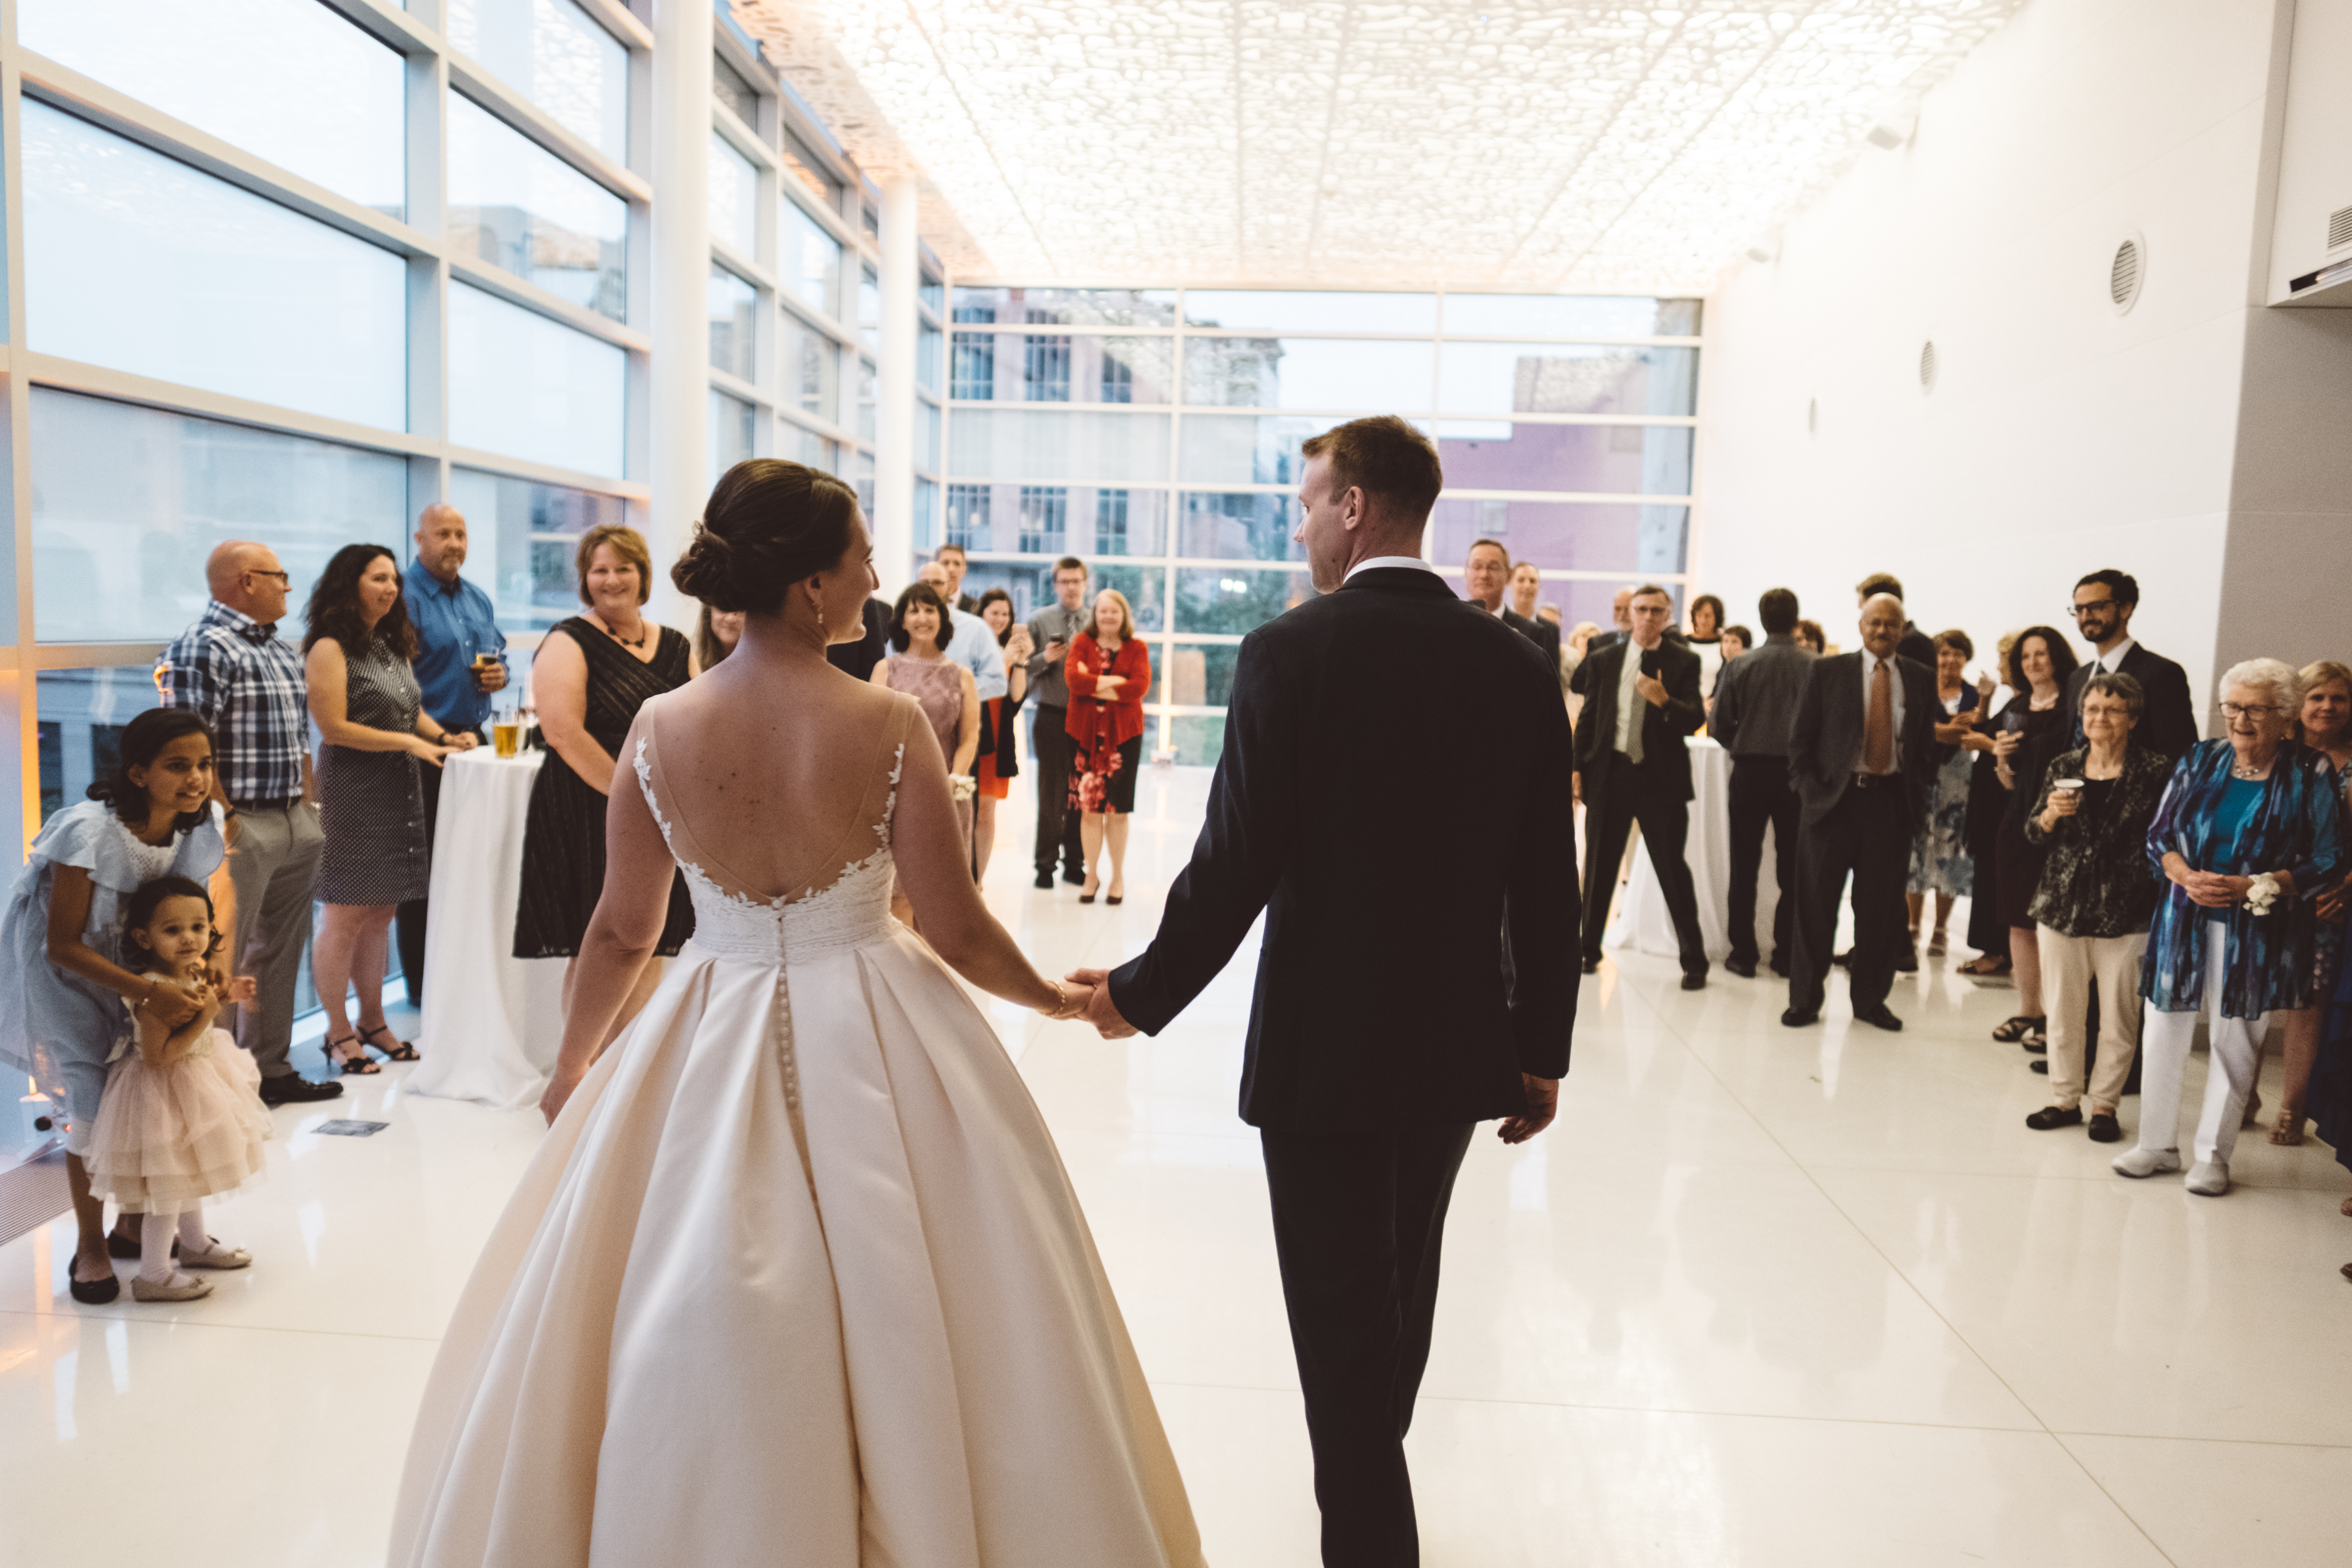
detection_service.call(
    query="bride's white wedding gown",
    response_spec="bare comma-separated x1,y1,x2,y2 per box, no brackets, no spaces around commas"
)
391,699,1203,1566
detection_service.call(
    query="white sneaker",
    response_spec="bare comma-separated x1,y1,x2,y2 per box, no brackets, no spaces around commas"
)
2184,1160,2230,1197
2112,1147,2182,1178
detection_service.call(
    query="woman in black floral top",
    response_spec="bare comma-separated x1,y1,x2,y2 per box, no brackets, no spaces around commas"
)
2019,671,2170,1142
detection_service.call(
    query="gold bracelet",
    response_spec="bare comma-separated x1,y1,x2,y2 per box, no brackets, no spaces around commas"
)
1046,980,1069,1016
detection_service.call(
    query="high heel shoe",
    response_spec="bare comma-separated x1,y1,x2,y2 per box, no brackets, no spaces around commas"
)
1106,883,1124,906
360,1024,418,1063
324,1034,379,1075
1079,878,1100,905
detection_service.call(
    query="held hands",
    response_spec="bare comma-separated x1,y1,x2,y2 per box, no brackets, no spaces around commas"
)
1063,967,1138,1039
1041,979,1095,1022
1633,673,1669,709
445,731,482,753
1498,1074,1560,1145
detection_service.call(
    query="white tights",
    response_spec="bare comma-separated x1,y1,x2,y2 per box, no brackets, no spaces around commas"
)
138,1206,210,1286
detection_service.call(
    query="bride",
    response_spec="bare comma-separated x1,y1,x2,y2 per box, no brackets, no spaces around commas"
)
390,461,1204,1567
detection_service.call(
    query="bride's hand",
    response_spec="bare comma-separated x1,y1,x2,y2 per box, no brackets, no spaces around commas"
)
539,1064,587,1126
1044,980,1094,1021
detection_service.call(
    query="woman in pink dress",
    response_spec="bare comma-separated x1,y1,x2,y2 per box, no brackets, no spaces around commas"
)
873,580,981,894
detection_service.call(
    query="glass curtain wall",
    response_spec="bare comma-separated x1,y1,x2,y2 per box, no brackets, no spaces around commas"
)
940,289,1703,763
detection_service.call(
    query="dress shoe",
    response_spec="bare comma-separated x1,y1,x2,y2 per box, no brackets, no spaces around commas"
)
1893,945,1919,973
2184,1160,2231,1197
1679,972,1707,991
2030,1059,2049,1074
131,1274,213,1303
1062,868,1088,887
1724,956,1758,979
178,1239,252,1271
1780,1007,1818,1027
1769,955,1790,978
1033,870,1055,890
1853,1001,1904,1032
68,1270,120,1306
258,1073,342,1106
2087,1113,2124,1143
2025,1106,2083,1130
2111,1146,2181,1178
1580,957,1600,975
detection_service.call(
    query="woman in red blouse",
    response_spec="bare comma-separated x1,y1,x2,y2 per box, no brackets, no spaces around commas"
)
1065,588,1151,904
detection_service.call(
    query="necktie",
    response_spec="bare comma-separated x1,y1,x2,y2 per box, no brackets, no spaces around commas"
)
1864,658,1894,774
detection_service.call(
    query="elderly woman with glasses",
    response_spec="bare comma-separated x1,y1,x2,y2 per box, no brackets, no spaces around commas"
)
2116,659,2348,1196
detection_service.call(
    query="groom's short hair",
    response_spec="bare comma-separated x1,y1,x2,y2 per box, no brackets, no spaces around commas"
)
1301,416,1443,524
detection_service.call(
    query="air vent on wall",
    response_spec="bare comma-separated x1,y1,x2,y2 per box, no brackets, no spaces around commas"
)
1918,341,1937,391
2110,233,2145,314
2330,204,2352,253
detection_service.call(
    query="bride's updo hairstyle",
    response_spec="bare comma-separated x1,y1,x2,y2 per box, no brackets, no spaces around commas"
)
671,459,860,615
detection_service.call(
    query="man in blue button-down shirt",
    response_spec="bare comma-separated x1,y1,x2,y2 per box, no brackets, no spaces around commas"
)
397,503,509,1005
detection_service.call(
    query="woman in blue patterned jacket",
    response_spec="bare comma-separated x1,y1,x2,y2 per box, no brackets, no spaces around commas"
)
2115,659,2348,1197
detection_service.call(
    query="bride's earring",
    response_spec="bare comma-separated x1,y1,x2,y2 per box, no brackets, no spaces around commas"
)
808,583,827,636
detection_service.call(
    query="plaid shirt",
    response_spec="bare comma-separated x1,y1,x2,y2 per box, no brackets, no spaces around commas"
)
159,600,310,806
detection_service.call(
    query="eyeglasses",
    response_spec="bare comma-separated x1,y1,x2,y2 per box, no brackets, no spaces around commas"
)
2220,702,2283,719
245,569,291,585
2067,600,2115,618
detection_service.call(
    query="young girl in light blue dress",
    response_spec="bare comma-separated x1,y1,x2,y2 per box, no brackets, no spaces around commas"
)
0,709,237,1304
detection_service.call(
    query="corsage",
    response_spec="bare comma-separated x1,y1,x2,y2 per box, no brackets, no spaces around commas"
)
2245,871,2281,916
948,774,979,803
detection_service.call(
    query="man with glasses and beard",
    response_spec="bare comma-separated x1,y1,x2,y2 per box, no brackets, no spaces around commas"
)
2061,570,2198,761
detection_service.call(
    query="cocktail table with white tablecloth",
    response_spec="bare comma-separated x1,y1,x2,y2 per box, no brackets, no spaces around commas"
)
406,749,566,1109
1604,736,1784,964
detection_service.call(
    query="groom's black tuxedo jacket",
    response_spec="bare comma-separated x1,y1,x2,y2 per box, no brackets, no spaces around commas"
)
1108,566,1581,1130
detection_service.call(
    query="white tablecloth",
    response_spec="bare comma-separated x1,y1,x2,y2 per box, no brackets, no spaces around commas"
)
1606,737,1782,962
407,750,566,1109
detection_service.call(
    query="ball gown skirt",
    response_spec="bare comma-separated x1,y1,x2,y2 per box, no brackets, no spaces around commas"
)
85,1027,272,1216
391,743,1202,1567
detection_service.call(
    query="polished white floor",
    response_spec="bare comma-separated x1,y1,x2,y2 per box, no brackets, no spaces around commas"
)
4,766,2350,1566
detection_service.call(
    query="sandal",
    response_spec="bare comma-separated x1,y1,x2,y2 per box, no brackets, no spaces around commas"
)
1927,930,1948,957
361,1024,418,1063
2020,1021,2048,1053
324,1034,379,1075
1958,955,2011,977
1991,1015,2043,1044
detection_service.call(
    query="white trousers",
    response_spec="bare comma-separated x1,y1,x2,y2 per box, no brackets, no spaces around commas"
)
2135,923,2266,1166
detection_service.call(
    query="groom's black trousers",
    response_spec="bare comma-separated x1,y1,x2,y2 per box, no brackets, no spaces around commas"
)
1261,1121,1476,1568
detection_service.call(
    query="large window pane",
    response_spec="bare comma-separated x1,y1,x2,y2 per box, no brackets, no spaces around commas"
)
23,102,406,430
1178,414,1358,487
1183,338,1433,411
1437,343,1698,418
1159,643,1240,706
1178,492,1301,562
710,391,754,483
450,283,626,477
1436,424,1694,498
951,286,1178,327
447,467,626,632
781,197,842,316
1184,291,1435,333
30,389,405,644
782,311,837,424
949,410,1172,483
712,52,760,126
952,332,996,399
1430,499,1691,575
1443,295,1701,339
942,484,1165,559
859,265,882,355
23,0,405,217
1170,714,1227,769
922,402,943,472
36,667,166,826
779,419,838,473
1091,565,1166,632
856,357,878,443
709,266,756,380
709,132,757,257
1174,566,1315,635
918,322,943,393
447,0,628,163
450,93,627,320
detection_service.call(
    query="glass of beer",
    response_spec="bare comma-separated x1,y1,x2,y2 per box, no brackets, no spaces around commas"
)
493,717,520,759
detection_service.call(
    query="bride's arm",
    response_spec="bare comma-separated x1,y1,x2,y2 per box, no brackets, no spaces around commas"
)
892,718,1087,1018
541,712,674,1122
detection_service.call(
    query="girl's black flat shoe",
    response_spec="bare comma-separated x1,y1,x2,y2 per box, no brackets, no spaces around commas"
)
69,1270,120,1305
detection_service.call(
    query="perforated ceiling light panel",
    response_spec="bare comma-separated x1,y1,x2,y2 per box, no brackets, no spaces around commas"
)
729,1,2029,288
2109,233,2145,314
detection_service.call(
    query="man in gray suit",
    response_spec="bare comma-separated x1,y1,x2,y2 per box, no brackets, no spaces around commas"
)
1709,587,1815,978
1024,556,1092,888
1782,593,1945,1031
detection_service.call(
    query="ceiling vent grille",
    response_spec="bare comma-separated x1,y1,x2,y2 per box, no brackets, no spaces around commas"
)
2330,205,2352,252
1918,341,1937,391
2110,233,2145,313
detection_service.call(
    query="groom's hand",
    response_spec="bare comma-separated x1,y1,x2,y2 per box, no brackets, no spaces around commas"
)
1066,968,1138,1039
1497,1074,1558,1144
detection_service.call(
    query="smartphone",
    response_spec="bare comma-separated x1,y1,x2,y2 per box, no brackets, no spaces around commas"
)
1639,647,1663,678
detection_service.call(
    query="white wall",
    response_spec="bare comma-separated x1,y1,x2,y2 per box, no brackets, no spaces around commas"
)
1696,0,2287,712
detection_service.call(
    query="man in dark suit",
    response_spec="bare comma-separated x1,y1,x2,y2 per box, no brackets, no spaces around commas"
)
1463,538,1563,675
1857,571,1937,668
1784,594,1945,1030
1069,415,1578,1568
2062,569,2198,760
1709,587,1816,978
1569,584,1710,988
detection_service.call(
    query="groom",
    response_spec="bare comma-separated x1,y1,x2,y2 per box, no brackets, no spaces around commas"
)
1069,415,1580,1566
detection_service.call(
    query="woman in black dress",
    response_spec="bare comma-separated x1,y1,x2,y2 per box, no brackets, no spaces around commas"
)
1984,625,2080,1051
515,524,696,1049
